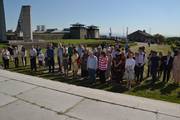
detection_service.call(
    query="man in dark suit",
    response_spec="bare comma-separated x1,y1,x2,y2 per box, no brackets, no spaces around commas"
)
150,51,159,82
162,51,173,82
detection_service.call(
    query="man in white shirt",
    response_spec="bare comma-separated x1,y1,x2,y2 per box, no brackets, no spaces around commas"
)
30,46,37,71
135,47,146,82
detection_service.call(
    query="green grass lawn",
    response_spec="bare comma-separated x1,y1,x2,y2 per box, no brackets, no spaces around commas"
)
48,39,113,44
126,79,180,103
1,41,180,104
131,43,171,55
47,39,137,47
0,44,8,48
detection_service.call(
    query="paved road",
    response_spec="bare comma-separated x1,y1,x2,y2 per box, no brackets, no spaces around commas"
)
0,69,179,120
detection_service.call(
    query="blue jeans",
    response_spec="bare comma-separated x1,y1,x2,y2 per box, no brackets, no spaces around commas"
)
88,68,96,83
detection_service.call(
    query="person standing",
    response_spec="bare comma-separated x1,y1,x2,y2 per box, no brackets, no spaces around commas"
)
111,47,116,59
162,51,173,82
21,46,27,67
36,45,41,56
150,51,159,83
63,48,69,77
57,43,64,73
135,47,146,82
158,52,164,78
13,47,19,68
38,51,44,67
46,44,55,73
115,52,126,83
68,45,73,70
71,48,79,78
106,50,113,81
2,48,10,69
172,50,180,84
111,49,121,82
77,44,84,58
87,51,98,84
98,51,108,83
146,51,153,78
134,52,139,83
7,45,14,61
81,49,89,77
111,52,117,82
30,46,37,71
44,47,48,67
125,52,135,89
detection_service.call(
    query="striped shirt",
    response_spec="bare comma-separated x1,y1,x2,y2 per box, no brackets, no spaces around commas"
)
98,56,108,70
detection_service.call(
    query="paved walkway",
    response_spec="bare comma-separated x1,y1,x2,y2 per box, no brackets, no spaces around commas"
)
0,69,179,120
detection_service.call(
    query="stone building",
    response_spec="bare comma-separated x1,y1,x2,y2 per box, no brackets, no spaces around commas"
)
70,23,87,39
7,22,100,40
87,25,100,39
36,25,46,32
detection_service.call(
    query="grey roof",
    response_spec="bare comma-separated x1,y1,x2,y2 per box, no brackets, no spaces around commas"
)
87,25,99,29
71,23,85,27
128,30,152,37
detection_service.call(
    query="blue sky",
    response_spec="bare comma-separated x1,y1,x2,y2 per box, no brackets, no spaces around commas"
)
4,0,180,36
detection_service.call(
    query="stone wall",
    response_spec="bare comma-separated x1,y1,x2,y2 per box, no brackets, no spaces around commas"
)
33,33,70,40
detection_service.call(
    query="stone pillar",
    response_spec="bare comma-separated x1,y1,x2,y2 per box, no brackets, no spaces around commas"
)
22,5,33,42
16,5,33,42
0,0,7,41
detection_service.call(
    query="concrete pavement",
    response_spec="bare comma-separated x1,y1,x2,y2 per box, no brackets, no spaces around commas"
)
0,69,179,120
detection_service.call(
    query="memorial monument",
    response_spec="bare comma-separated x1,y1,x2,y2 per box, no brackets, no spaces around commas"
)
15,5,33,42
0,0,7,41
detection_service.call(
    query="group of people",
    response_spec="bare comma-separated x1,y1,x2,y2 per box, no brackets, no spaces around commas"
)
1,42,180,89
1,46,27,69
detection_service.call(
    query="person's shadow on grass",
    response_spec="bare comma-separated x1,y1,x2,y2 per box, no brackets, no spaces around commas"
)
160,83,179,95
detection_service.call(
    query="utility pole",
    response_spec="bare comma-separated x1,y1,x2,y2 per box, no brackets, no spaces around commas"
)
124,27,129,53
109,27,112,39
126,27,129,45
